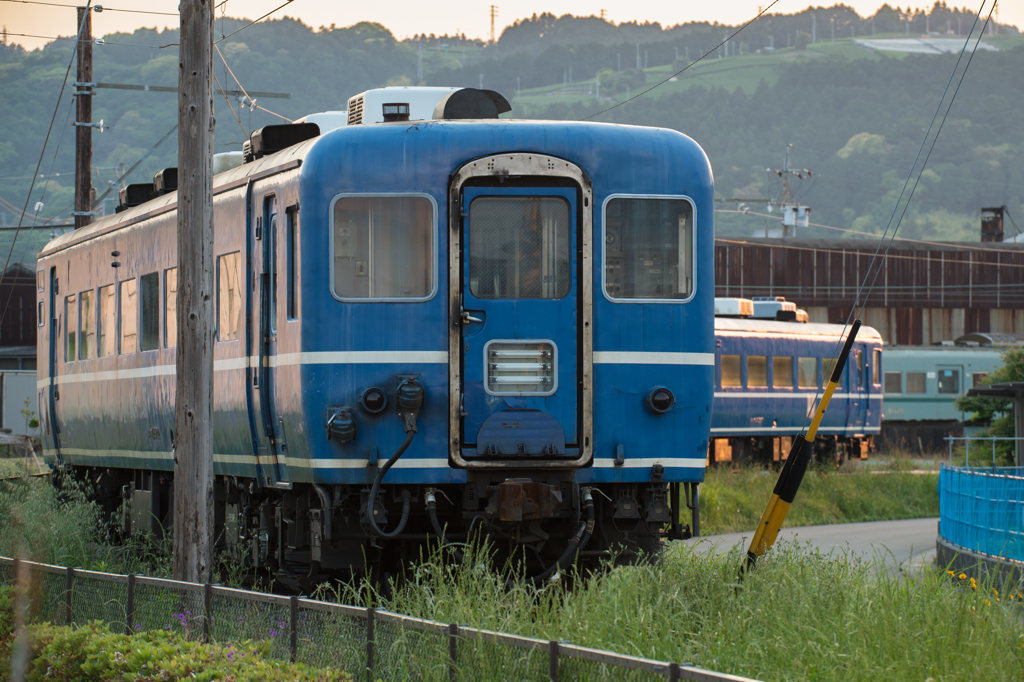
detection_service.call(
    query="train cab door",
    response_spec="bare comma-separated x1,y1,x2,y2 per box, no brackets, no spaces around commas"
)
459,186,580,460
44,266,62,461
248,194,290,488
846,348,867,428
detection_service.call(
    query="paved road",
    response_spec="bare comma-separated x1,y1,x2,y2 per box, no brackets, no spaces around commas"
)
680,517,940,572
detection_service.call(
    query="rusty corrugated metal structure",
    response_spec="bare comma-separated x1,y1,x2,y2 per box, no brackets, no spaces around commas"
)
0,264,36,348
715,238,1024,345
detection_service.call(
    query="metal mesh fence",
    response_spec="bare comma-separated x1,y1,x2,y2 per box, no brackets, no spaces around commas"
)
939,465,1024,562
0,556,758,682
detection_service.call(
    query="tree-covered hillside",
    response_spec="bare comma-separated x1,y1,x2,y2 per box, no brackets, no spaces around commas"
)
0,3,1021,266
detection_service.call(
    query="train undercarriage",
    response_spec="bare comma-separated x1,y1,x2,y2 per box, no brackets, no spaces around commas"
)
65,466,700,590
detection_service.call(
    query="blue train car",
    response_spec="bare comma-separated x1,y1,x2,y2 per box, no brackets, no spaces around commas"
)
34,87,714,582
709,301,883,465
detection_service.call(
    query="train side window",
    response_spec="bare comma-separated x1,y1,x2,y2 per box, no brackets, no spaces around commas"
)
165,268,177,348
884,371,902,394
65,294,77,361
872,349,881,386
286,208,298,319
140,273,159,351
906,372,926,394
603,196,693,301
331,194,435,301
823,357,838,386
797,357,817,388
98,284,116,357
747,356,768,387
79,290,95,360
773,357,793,388
721,355,741,387
36,270,45,292
120,279,138,354
937,369,960,394
973,372,989,388
217,252,243,341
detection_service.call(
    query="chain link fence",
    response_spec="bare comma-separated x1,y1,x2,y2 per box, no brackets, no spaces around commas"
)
0,556,759,682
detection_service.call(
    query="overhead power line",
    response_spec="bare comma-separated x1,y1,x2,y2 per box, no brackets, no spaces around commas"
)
0,0,176,14
581,0,781,120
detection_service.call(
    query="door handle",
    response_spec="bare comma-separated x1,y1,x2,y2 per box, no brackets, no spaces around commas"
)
460,310,483,324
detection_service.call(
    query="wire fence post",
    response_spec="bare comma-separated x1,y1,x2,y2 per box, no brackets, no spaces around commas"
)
365,607,375,682
125,574,135,635
948,436,952,466
65,566,73,626
992,438,996,469
548,640,559,681
289,595,298,663
448,623,458,682
966,438,970,468
669,662,681,682
203,582,212,642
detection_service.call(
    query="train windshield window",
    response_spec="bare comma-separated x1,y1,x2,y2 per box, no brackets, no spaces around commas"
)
79,290,95,360
721,355,741,387
218,253,243,342
798,357,817,388
65,294,77,361
120,279,138,354
747,356,768,387
906,372,926,394
938,369,960,394
884,371,902,394
872,350,881,385
973,372,989,388
140,273,159,351
469,196,570,299
332,195,434,300
98,285,116,357
165,268,177,348
773,357,793,388
604,197,693,300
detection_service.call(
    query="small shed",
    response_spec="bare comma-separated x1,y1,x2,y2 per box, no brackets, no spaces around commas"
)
964,381,1024,465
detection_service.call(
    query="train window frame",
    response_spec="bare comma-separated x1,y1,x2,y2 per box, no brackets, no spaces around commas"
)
797,356,817,389
98,284,116,358
600,193,697,304
884,371,902,394
217,252,244,342
36,270,45,292
906,371,927,394
872,349,882,386
720,354,741,388
140,272,160,352
937,368,960,395
65,293,77,362
773,356,794,389
119,278,138,355
79,289,95,360
286,205,298,320
973,371,989,388
328,192,438,303
747,355,768,388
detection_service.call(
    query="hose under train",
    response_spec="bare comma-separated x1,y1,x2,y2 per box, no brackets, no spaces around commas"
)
365,431,415,538
529,488,595,585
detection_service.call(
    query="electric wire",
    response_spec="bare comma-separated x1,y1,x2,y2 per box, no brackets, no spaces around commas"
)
214,42,293,123
4,33,163,47
89,123,178,210
215,0,294,44
212,67,250,137
793,0,996,434
580,0,780,120
0,0,91,325
0,0,175,12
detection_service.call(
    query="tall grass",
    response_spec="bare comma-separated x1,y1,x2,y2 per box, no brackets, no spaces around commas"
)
700,465,940,535
339,542,1024,681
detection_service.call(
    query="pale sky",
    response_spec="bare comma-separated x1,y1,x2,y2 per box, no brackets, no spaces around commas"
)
2,0,1019,51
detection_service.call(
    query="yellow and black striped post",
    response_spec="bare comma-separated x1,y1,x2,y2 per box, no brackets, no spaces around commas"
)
745,320,862,570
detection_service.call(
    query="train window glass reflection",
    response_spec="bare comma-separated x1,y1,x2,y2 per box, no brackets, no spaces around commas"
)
773,356,793,388
721,355,741,387
65,294,77,361
797,357,817,388
217,253,243,341
286,208,298,319
98,284,116,357
332,195,434,300
872,349,881,386
884,371,902,394
823,357,838,386
747,356,768,387
79,290,95,360
937,369,960,394
906,372,926,394
36,270,45,292
165,268,177,348
469,196,570,299
604,197,693,300
120,279,137,354
140,273,159,351
37,301,44,327
973,372,989,388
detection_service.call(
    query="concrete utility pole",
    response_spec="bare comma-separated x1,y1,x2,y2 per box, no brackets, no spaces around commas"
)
174,0,215,585
74,7,92,230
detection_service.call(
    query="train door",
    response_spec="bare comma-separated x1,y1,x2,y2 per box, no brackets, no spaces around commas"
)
847,348,867,428
937,364,963,418
459,186,579,460
248,194,290,488
44,266,61,461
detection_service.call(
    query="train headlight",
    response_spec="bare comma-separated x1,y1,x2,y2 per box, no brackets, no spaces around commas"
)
646,387,675,414
359,387,388,414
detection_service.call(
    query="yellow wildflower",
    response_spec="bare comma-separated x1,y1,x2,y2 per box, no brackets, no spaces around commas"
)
958,573,967,580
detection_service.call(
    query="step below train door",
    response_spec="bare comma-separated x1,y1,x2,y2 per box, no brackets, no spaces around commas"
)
449,154,593,469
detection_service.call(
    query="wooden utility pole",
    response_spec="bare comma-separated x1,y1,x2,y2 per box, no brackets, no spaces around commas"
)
174,0,215,584
73,6,92,229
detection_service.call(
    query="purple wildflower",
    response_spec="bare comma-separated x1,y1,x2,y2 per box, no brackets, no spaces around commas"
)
227,651,234,662
269,630,279,637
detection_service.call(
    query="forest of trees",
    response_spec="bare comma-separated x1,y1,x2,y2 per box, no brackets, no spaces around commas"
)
0,3,1021,264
